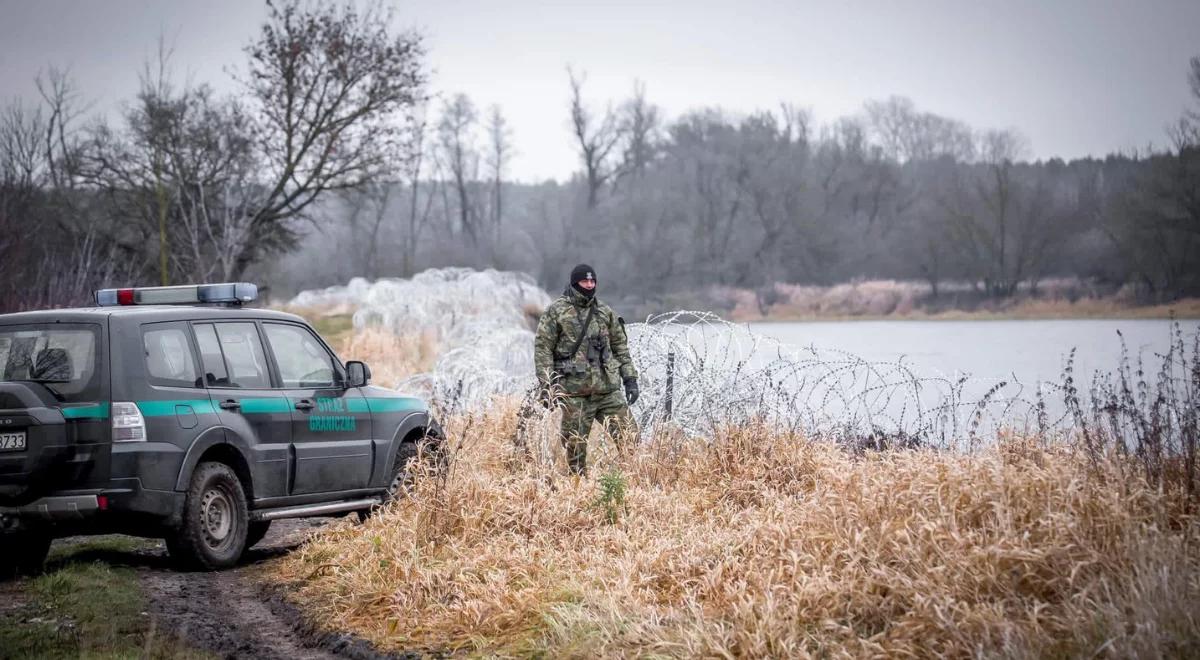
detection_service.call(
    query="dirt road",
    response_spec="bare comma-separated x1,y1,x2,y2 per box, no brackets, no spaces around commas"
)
62,520,409,660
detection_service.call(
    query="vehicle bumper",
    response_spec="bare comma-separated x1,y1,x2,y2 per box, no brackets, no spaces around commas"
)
0,480,183,533
1,493,100,519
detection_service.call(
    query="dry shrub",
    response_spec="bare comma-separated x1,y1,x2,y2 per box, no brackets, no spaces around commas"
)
274,402,1200,658
332,327,437,388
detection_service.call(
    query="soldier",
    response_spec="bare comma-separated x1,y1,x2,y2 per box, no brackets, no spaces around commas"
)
534,264,639,475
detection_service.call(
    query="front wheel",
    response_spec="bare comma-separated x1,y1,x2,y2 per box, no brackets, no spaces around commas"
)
0,531,52,579
359,441,421,522
167,462,248,570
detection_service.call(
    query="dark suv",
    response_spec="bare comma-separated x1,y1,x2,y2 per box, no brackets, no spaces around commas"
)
0,283,441,572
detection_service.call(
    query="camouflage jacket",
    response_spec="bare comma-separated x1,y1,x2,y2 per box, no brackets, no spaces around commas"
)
534,288,638,396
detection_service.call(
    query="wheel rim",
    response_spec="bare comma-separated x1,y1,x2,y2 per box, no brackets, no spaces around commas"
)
200,486,234,548
387,469,409,498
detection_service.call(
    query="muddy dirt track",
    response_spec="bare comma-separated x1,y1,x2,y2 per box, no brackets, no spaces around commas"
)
65,520,412,660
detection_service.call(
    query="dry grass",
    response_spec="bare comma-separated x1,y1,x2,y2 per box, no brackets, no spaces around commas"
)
277,306,438,388
273,403,1200,658
332,326,438,389
713,280,1200,321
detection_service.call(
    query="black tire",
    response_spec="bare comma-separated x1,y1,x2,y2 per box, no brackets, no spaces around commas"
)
359,441,420,522
0,531,52,580
244,520,271,551
166,461,248,570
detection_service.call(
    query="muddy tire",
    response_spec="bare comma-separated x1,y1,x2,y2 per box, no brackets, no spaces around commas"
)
244,521,271,551
0,531,51,579
359,441,421,522
167,462,248,570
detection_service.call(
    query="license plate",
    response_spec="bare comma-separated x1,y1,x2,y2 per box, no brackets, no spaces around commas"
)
0,431,26,452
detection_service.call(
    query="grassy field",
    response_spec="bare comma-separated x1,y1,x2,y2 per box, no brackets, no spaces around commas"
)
278,302,1200,656
272,403,1200,658
0,537,207,659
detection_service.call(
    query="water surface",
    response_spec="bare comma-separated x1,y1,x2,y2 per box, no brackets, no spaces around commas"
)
748,319,1191,387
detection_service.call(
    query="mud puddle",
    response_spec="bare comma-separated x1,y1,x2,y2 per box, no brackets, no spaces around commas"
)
58,519,408,660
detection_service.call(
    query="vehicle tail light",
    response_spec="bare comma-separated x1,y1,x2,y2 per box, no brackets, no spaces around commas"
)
111,402,146,442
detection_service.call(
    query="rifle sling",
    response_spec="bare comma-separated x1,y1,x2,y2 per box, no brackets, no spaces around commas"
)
562,304,597,363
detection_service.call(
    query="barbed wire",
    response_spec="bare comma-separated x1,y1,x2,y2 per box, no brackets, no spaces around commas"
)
298,271,1193,451
409,309,1092,450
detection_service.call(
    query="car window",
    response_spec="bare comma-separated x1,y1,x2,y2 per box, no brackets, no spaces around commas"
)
142,325,200,388
192,324,230,387
210,323,271,389
263,323,338,388
0,324,102,402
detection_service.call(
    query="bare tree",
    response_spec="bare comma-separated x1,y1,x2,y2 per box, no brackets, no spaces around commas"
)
0,102,46,193
735,108,817,298
235,0,427,276
437,93,480,245
34,68,86,190
1105,55,1200,299
485,105,512,240
0,71,134,310
338,182,393,280
1175,55,1200,146
938,129,1075,297
401,106,436,276
865,96,974,163
567,67,623,209
664,110,745,282
618,80,660,181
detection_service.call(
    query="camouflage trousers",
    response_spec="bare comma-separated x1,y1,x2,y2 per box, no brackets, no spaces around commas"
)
559,389,637,475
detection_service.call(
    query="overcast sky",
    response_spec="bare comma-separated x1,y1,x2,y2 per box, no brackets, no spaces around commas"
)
2,0,1198,182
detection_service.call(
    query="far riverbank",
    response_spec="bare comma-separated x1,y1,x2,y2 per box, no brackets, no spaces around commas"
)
626,279,1200,323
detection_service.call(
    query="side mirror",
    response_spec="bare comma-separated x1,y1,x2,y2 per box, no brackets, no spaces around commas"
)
346,361,371,388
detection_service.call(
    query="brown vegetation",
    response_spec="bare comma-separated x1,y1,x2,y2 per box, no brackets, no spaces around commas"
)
703,279,1200,322
274,402,1200,658
285,306,439,388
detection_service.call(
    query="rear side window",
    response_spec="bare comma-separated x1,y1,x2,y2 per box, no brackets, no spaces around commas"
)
209,323,271,389
193,324,229,387
0,324,103,403
142,324,200,388
263,323,339,388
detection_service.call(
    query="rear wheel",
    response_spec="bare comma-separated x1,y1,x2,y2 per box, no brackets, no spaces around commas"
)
167,462,248,570
0,531,52,579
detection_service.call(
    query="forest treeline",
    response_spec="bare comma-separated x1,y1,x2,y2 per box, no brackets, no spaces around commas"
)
2,0,1198,312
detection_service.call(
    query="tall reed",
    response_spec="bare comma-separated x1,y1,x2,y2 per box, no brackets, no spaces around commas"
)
274,402,1200,658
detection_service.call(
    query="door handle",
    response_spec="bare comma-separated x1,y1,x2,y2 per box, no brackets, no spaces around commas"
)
294,400,315,411
218,399,241,410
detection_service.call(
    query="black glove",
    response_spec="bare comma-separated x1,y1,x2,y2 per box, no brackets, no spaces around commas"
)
537,383,553,409
623,378,639,406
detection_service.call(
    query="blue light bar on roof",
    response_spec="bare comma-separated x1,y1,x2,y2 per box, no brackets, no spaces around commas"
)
95,283,258,307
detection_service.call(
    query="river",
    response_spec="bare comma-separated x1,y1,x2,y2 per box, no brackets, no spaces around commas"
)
746,319,1193,387
625,316,1199,442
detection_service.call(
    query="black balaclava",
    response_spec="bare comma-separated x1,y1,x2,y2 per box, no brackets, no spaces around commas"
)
569,263,597,299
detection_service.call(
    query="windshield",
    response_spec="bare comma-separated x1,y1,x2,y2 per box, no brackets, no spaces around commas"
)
0,324,103,403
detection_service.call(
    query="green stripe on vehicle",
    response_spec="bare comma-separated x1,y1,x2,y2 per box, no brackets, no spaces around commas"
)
61,403,110,420
136,400,217,417
237,398,291,414
128,396,417,417
133,397,289,416
362,397,425,414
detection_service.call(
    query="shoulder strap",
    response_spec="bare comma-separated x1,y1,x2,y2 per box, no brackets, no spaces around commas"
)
565,304,596,360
